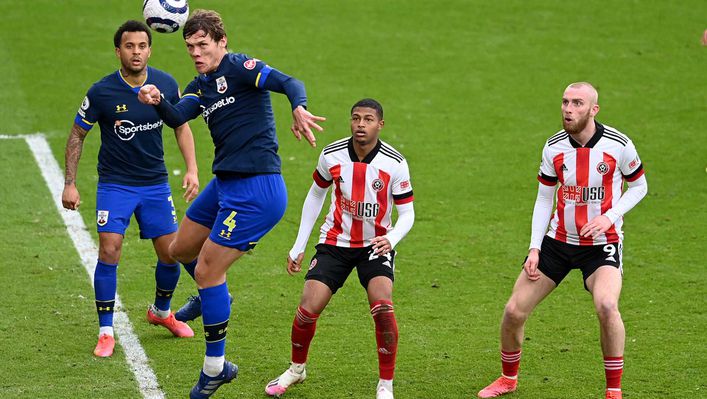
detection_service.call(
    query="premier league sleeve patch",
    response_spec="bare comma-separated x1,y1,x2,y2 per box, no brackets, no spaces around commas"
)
97,210,109,226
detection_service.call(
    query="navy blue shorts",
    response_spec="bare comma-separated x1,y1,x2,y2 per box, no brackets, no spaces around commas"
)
95,182,177,239
186,174,287,251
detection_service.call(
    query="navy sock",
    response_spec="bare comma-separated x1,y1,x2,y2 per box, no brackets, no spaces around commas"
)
182,259,197,280
154,261,180,311
94,260,118,327
199,283,231,357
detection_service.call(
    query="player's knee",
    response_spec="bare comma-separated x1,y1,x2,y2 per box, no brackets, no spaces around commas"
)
168,240,184,262
98,244,121,264
503,301,529,325
595,298,620,321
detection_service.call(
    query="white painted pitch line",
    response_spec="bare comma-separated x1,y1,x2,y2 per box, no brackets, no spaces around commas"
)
15,134,165,399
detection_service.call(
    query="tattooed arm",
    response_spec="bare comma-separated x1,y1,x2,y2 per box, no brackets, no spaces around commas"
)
62,123,89,210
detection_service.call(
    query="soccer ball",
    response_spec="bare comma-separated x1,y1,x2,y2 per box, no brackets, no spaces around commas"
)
143,0,189,33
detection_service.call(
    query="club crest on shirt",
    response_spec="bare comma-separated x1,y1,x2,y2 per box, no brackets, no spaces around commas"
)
97,210,109,226
243,59,257,70
371,178,384,192
216,76,228,94
309,258,318,271
596,161,610,175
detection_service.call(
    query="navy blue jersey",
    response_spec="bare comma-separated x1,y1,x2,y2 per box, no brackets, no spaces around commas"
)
155,53,307,176
74,67,180,186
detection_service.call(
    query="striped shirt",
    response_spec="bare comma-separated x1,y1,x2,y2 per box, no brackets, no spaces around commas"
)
312,137,414,248
538,122,645,245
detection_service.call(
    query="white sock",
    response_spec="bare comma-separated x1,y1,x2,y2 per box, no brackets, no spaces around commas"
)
290,362,306,374
203,356,225,377
378,379,393,392
99,326,114,337
151,304,170,319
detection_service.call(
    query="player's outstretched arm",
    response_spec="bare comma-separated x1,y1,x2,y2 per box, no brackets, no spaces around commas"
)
138,84,200,128
62,123,88,210
291,106,326,148
173,123,199,202
287,183,328,274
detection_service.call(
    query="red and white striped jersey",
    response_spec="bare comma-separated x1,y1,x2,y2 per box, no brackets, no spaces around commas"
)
312,137,414,248
537,122,645,245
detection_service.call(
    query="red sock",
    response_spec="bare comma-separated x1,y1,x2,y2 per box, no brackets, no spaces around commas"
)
604,356,623,390
501,350,521,378
291,306,319,364
371,300,398,380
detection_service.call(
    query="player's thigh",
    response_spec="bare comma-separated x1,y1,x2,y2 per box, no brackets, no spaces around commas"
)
95,183,139,236
585,265,623,311
134,183,178,239
305,244,356,295
506,270,557,316
210,174,287,251
300,279,335,314
170,215,211,261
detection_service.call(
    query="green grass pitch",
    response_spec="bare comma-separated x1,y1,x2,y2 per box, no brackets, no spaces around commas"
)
0,1,705,398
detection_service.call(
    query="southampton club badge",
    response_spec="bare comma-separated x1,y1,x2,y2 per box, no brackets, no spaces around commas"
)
216,76,228,94
97,210,109,226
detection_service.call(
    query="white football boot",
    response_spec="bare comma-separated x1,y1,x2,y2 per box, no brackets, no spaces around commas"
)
265,363,306,397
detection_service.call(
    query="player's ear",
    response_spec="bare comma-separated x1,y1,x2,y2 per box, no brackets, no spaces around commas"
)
591,104,600,117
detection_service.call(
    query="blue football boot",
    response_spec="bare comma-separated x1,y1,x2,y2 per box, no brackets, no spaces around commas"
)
190,360,239,399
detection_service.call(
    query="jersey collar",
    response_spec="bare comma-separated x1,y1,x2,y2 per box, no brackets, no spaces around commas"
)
568,121,604,148
348,137,381,164
116,67,149,94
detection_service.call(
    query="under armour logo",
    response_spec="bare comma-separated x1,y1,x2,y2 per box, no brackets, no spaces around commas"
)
115,104,128,113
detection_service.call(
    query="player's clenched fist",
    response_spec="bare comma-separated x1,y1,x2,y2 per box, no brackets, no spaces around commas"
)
287,252,305,275
138,84,162,105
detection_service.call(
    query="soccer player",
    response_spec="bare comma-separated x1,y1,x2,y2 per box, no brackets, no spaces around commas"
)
264,99,415,399
477,82,648,399
62,20,200,358
136,9,326,399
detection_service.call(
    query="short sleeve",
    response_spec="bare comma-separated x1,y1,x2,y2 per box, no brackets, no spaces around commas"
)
619,140,645,182
312,150,332,188
181,78,201,105
73,86,100,131
392,159,414,205
537,143,558,186
162,74,181,105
